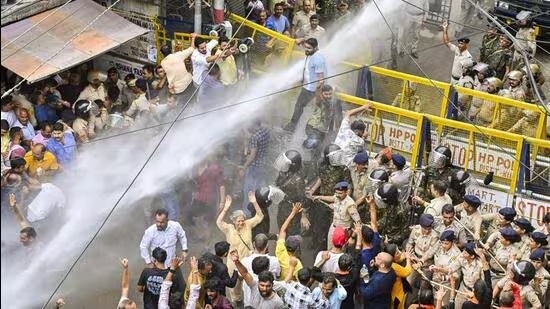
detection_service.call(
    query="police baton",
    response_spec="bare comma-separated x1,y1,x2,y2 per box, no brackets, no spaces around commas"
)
306,195,333,208
416,269,500,309
453,216,507,273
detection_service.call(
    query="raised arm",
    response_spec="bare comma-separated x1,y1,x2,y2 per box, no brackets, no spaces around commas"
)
159,257,184,309
344,103,371,120
245,191,264,227
9,193,31,229
365,194,378,232
279,202,302,241
442,21,450,45
120,258,130,298
216,195,232,231
230,250,254,286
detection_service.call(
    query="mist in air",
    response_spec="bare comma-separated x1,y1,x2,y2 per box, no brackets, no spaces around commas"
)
0,1,400,307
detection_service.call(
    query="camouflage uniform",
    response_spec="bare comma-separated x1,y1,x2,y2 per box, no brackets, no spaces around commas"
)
418,166,455,202
276,170,308,236
479,33,500,63
392,92,422,113
311,163,352,252
486,48,513,80
378,202,411,245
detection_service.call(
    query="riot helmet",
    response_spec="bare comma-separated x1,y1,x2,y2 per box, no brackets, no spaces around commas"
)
512,260,536,285
274,150,302,173
521,63,540,76
507,70,523,81
472,62,490,74
429,145,452,169
365,168,389,195
255,187,272,208
450,170,472,191
374,183,399,209
323,144,346,166
74,100,93,119
485,77,503,93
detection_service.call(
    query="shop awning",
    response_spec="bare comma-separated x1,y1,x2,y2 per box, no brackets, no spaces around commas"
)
0,0,150,83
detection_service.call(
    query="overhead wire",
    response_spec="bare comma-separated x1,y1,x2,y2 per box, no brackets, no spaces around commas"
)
372,0,547,190
39,5,258,308
1,0,124,100
1,0,75,52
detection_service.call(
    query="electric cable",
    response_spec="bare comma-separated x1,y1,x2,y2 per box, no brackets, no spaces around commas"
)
464,0,549,115
372,0,547,190
399,0,550,45
38,6,257,308
19,27,490,153
1,0,124,100
1,0,75,52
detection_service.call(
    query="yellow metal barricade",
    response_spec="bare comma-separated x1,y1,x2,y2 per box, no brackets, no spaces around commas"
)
367,66,451,118
424,116,523,193
336,93,424,165
525,137,550,195
454,86,546,138
226,13,296,71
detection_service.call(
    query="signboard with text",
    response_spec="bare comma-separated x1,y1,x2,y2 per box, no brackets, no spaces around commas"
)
465,185,513,215
94,53,145,78
514,197,550,229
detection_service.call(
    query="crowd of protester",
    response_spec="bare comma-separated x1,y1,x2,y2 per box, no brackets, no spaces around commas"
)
1,0,549,309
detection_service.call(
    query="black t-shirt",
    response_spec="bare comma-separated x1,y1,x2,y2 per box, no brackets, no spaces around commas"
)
138,268,169,309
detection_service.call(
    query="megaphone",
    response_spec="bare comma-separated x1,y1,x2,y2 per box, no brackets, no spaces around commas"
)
238,37,254,54
209,24,226,37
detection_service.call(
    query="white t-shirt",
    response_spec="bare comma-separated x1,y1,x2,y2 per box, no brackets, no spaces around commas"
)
314,251,344,273
191,40,218,85
1,110,17,127
27,183,66,223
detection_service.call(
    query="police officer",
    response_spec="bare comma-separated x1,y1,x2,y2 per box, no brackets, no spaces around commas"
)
447,242,483,309
521,63,547,103
407,213,439,267
455,195,483,242
389,153,412,204
486,35,513,80
472,62,494,92
374,183,408,244
503,70,527,101
311,181,360,249
488,227,520,287
434,204,467,248
447,169,470,205
470,76,503,125
530,248,549,304
483,207,517,246
274,150,307,237
494,260,541,308
513,218,535,261
350,151,369,202
418,145,455,201
306,143,352,251
250,186,272,237
479,23,500,63
429,230,462,306
522,232,549,260
512,11,537,70
392,81,422,112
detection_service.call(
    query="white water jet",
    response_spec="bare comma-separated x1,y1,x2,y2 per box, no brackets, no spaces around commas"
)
0,1,401,307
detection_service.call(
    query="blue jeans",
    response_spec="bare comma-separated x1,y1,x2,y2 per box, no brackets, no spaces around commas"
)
242,166,266,216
